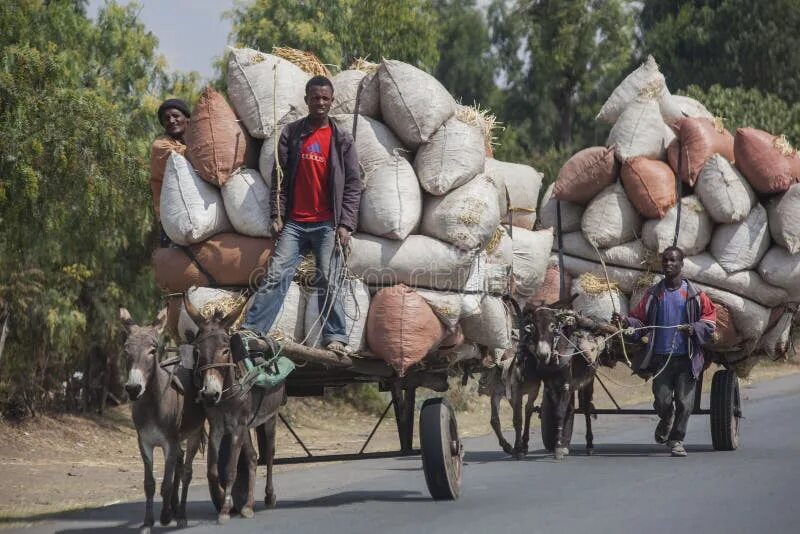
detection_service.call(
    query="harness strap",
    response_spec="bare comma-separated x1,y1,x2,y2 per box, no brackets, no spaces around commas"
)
178,245,219,287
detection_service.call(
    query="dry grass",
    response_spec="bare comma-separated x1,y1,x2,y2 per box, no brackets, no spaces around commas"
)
272,47,331,77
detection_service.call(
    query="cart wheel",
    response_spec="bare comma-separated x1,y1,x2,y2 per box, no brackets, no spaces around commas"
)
710,369,741,451
539,392,574,451
420,398,462,500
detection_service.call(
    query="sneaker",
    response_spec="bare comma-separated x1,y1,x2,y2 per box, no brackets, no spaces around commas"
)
326,341,353,356
655,417,673,445
668,440,687,457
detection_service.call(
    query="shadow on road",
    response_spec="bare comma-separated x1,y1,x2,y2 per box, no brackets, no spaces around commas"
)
277,490,428,509
462,443,716,463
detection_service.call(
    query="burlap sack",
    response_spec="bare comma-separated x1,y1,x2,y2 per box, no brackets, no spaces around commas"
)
152,233,274,292
184,86,258,186
176,287,245,343
333,114,408,181
734,128,800,194
538,182,583,233
221,168,272,237
461,296,513,349
421,174,501,251
484,158,543,229
358,154,421,239
160,152,233,245
659,94,714,125
528,261,572,306
695,154,756,224
675,117,734,186
581,183,642,248
150,136,186,219
511,228,554,298
596,55,666,124
758,246,800,299
607,97,667,162
378,60,456,149
331,69,381,117
226,47,309,139
766,183,800,253
709,302,741,348
666,138,679,174
641,196,712,255
709,203,770,273
366,285,446,375
557,232,658,272
682,253,789,308
414,115,485,195
572,274,629,322
305,280,370,350
553,146,618,204
620,157,677,219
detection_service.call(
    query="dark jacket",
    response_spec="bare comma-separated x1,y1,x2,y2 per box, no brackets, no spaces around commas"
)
270,116,362,231
625,278,717,379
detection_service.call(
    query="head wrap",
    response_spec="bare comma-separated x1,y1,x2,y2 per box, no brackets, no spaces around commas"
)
157,99,191,123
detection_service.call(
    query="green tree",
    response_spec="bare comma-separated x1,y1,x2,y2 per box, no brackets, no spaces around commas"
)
0,0,198,416
489,0,636,151
226,0,439,71
640,0,800,102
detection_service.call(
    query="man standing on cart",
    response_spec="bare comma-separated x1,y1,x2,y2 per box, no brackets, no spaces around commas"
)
612,246,716,457
233,75,361,384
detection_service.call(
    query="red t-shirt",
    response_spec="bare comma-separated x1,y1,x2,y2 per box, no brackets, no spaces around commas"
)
290,124,334,223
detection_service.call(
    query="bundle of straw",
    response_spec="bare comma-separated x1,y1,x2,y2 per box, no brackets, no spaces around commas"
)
273,46,332,77
456,104,502,154
349,57,380,75
578,272,620,296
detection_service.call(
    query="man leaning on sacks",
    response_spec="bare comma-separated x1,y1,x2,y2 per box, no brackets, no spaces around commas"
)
612,246,716,457
232,75,362,386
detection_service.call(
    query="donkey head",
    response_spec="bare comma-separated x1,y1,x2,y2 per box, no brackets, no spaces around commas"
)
121,307,167,400
183,292,246,406
522,294,578,366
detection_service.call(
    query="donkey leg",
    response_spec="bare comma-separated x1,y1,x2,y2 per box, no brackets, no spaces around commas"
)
552,384,571,460
264,417,278,508
580,381,595,455
511,388,525,458
137,437,156,534
168,444,184,522
206,428,225,513
522,379,541,454
490,393,513,455
177,431,201,528
219,431,243,523
239,431,258,518
159,441,179,526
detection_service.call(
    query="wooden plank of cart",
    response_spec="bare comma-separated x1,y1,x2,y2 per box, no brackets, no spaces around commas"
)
261,338,464,501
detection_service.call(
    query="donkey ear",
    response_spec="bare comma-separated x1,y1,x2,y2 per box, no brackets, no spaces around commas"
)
182,287,203,325
119,307,135,334
220,295,248,332
152,307,168,334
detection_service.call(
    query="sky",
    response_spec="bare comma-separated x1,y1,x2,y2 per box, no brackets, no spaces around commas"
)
86,0,237,81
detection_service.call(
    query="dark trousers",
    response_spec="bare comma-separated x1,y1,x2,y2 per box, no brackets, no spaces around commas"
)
652,355,696,442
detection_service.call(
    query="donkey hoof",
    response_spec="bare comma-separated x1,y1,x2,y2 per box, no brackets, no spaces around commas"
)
501,443,514,455
265,493,277,509
177,518,188,528
240,506,255,518
554,447,569,460
140,526,151,534
586,448,594,456
159,511,173,526
218,513,230,525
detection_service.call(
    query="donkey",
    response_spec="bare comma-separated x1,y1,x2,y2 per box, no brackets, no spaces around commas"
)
121,308,205,533
183,296,286,524
518,300,611,460
482,346,542,458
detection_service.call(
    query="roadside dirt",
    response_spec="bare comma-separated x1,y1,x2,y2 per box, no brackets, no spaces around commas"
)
1,359,797,529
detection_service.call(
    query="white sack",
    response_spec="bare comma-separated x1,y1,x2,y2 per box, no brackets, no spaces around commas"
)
258,131,279,184
160,152,232,245
607,97,667,161
378,59,456,148
757,310,794,359
348,234,475,291
557,232,658,271
767,183,800,254
177,287,241,342
461,296,513,349
414,116,485,195
659,94,714,124
416,289,475,328
758,246,800,299
221,168,272,237
304,279,370,350
572,275,629,322
642,196,712,255
421,174,501,251
358,155,421,240
597,55,667,124
485,158,543,229
226,47,309,138
538,182,583,233
333,115,407,180
264,281,306,341
511,228,554,298
331,69,380,117
695,154,756,223
582,182,642,248
709,203,770,273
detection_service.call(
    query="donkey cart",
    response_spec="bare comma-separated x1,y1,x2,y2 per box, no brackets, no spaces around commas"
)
538,365,742,453
260,339,465,501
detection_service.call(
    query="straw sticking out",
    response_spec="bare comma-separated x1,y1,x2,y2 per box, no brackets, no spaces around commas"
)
199,293,248,329
773,134,796,156
349,57,380,74
578,272,620,295
455,104,502,154
272,47,332,77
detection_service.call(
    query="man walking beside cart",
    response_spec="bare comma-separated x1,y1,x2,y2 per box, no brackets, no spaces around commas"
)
612,246,716,457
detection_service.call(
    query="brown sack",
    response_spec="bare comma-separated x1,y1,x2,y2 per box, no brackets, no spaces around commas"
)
152,233,274,292
553,146,618,205
733,128,800,194
711,302,740,348
621,157,677,219
666,139,679,175
439,325,465,349
150,135,186,219
676,117,734,186
528,264,572,306
185,87,258,187
366,285,446,376
165,295,182,341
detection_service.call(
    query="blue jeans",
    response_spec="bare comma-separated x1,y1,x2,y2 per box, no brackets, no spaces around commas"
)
242,220,348,345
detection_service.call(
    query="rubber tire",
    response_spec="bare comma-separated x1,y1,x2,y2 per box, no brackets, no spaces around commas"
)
710,369,741,451
420,398,462,501
539,391,575,452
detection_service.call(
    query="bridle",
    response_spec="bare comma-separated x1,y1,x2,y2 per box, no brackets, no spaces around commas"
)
193,329,243,401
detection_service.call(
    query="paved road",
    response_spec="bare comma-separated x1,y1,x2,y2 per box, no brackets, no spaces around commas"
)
12,373,800,534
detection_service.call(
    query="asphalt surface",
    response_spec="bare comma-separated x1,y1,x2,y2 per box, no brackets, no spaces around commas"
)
11,373,800,534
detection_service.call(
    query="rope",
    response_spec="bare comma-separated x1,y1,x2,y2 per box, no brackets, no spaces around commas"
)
272,62,284,227
587,240,631,367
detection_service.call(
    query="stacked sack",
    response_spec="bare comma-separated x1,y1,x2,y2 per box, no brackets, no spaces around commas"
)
539,56,798,377
153,47,554,377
